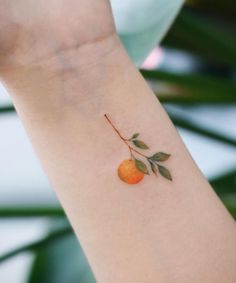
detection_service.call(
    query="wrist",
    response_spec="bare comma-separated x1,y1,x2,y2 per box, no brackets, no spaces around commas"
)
1,32,136,125
1,32,124,92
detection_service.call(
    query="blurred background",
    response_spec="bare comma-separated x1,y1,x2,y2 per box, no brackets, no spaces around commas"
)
0,0,236,282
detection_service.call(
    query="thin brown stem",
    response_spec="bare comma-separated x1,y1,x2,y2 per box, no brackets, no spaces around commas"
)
104,114,126,142
104,114,148,159
129,146,147,158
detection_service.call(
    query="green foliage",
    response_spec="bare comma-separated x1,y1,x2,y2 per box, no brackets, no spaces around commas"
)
28,223,95,283
163,10,236,67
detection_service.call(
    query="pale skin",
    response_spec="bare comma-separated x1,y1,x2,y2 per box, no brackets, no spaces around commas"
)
1,1,236,282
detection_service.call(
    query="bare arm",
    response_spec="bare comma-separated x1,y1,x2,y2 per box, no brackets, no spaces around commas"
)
1,1,236,282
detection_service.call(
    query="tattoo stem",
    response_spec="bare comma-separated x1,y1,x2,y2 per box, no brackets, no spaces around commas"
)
104,114,147,159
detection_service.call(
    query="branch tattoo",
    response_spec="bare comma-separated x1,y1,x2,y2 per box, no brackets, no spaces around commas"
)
104,114,172,185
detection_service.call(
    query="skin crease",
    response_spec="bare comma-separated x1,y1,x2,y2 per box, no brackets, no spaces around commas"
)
1,1,236,283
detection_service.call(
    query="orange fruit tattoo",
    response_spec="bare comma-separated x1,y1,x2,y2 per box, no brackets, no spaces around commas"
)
104,114,172,185
118,159,144,184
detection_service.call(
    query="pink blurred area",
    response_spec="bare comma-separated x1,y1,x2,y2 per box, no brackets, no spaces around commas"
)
141,47,164,69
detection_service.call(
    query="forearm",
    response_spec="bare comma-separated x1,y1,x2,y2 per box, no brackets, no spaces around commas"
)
1,35,236,283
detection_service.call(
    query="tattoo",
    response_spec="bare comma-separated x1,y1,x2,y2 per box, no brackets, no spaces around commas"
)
104,114,172,184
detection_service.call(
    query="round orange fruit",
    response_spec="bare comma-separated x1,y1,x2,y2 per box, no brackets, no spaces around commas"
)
118,159,144,184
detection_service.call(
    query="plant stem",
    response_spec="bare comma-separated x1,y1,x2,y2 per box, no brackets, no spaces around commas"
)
141,69,236,94
0,105,15,114
104,114,125,141
163,10,236,67
0,227,72,263
104,114,148,159
0,207,65,218
168,113,236,148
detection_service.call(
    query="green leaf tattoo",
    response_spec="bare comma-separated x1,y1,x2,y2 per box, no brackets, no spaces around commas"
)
132,139,149,149
158,165,172,181
104,114,173,184
150,152,171,162
149,160,158,175
135,158,149,175
131,133,139,139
